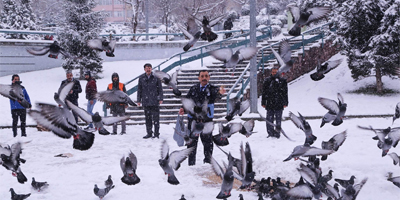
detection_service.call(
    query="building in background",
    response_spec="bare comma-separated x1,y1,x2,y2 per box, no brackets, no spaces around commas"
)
93,0,132,23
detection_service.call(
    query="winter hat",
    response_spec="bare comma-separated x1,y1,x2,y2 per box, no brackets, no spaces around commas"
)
84,71,91,77
11,74,19,81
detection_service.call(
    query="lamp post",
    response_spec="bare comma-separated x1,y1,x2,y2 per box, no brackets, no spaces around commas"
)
249,0,257,113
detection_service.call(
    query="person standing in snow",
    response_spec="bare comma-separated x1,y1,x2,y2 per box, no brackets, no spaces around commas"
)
178,70,225,165
84,71,97,130
137,63,163,139
223,17,233,38
10,74,31,137
261,67,288,138
107,72,127,135
60,70,82,123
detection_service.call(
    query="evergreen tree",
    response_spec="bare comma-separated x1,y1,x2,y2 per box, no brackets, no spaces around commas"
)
58,0,105,78
0,0,37,38
19,0,37,30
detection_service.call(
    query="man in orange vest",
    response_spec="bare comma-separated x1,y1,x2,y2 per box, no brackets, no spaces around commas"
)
107,72,127,135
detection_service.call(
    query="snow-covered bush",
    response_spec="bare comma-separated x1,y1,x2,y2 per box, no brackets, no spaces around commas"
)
271,18,283,28
227,10,239,21
241,4,250,16
275,14,287,25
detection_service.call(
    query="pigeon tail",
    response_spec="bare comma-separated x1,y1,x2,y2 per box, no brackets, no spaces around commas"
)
172,88,182,97
320,120,326,128
98,128,110,135
288,26,301,36
310,72,325,81
121,174,141,185
225,114,233,122
321,155,328,161
72,131,95,151
216,191,231,199
127,99,137,107
201,31,218,42
167,174,180,185
332,118,343,126
16,170,28,184
183,44,192,52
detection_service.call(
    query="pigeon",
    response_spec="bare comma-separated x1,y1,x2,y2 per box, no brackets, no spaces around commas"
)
335,175,356,188
96,89,137,107
320,170,333,183
270,39,294,75
191,121,214,138
321,130,347,160
233,142,256,189
120,151,140,185
159,140,194,185
105,175,113,188
0,83,31,108
238,119,256,138
210,47,258,74
177,21,201,51
310,59,343,81
287,5,332,36
289,111,317,145
9,188,30,200
0,142,28,184
66,100,130,135
26,41,74,59
212,122,242,146
31,177,49,192
238,193,244,200
283,143,334,161
198,15,225,42
210,153,234,199
153,70,181,96
216,145,243,175
94,184,115,199
286,184,314,199
28,103,95,151
318,93,347,126
264,120,295,141
339,178,367,200
393,102,400,124
225,97,250,121
387,174,400,188
388,152,400,166
87,37,117,57
181,97,209,121
357,125,400,156
179,194,187,200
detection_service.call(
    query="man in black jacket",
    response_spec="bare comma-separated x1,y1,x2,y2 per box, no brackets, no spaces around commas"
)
60,70,82,123
261,67,288,138
223,17,233,38
179,70,225,165
137,63,163,139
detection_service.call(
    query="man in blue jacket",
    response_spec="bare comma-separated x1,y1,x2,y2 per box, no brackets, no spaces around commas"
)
10,74,31,137
137,63,163,139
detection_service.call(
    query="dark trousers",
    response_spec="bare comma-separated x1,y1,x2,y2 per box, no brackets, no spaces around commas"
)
12,109,26,137
266,109,283,137
144,106,160,136
187,118,213,165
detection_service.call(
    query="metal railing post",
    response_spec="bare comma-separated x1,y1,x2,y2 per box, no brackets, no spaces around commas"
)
302,34,305,57
226,95,230,113
179,54,182,67
321,32,325,48
261,51,264,73
201,48,203,66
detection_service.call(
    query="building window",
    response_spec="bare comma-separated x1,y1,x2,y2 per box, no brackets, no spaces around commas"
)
114,11,124,17
114,0,123,5
99,0,112,5
103,11,112,17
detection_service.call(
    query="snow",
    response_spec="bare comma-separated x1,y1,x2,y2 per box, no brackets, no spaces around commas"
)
1,53,400,199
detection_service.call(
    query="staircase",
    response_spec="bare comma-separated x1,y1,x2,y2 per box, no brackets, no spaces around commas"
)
124,34,325,125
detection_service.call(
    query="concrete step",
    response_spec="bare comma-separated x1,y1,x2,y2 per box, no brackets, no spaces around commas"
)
126,107,228,116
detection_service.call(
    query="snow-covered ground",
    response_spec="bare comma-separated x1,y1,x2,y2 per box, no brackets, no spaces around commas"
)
1,54,400,199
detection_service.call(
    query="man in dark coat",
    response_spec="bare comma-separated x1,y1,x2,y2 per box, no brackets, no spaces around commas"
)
84,71,97,129
261,67,288,138
223,17,233,38
10,74,31,137
137,63,163,139
60,70,82,123
179,70,225,165
107,72,127,135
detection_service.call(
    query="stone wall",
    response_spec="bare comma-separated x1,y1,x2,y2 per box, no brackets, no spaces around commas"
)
257,40,340,96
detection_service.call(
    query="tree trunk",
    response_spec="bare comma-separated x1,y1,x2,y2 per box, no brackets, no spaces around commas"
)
165,16,168,41
376,67,383,94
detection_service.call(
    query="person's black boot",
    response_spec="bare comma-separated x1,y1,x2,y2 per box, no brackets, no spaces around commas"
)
152,133,160,139
143,134,152,139
21,132,27,137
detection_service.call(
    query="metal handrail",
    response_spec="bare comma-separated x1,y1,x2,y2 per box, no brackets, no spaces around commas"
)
226,22,333,113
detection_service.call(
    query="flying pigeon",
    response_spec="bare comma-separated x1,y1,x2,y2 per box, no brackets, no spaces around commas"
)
289,111,317,145
66,100,130,135
318,93,347,126
357,125,400,156
96,89,137,107
9,188,30,200
54,81,75,107
198,15,225,42
120,151,140,185
225,97,250,121
215,145,243,175
177,21,201,51
87,37,117,57
264,120,294,141
0,142,28,184
233,142,256,189
105,175,113,188
181,97,209,121
387,173,400,188
0,83,31,108
159,140,194,185
393,102,400,124
212,122,242,146
283,143,334,162
310,59,343,81
287,5,332,36
94,184,115,199
388,152,400,166
321,130,347,160
238,119,256,138
28,103,95,151
153,70,181,96
210,47,258,75
270,39,294,75
26,41,73,59
339,178,367,200
210,153,234,199
31,177,49,192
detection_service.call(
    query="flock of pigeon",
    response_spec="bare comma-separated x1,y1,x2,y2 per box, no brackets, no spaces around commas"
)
2,4,400,200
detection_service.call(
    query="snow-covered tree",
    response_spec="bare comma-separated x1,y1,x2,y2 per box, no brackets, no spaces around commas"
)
151,0,178,40
0,0,38,38
58,0,105,78
19,0,37,30
118,0,144,41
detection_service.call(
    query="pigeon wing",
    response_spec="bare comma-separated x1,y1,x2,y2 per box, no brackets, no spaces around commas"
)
279,39,292,63
66,100,92,123
202,121,215,135
0,84,13,99
28,110,72,139
87,39,104,51
229,123,243,136
169,147,194,170
289,111,306,131
210,157,225,179
58,82,75,103
287,184,313,199
238,47,258,60
120,156,126,172
245,142,253,173
270,47,285,67
388,130,400,147
10,142,22,167
304,7,332,25
96,90,122,103
287,4,300,23
318,97,340,114
303,147,334,157
210,48,233,62
153,70,171,83
181,98,196,116
209,14,226,27
388,152,399,165
353,178,368,199
238,99,250,115
324,59,343,74
170,70,178,86
109,40,117,51
102,115,130,125
243,119,255,132
332,130,347,150
298,163,318,186
128,151,138,171
177,23,194,40
240,142,247,176
26,46,50,56
187,17,200,35
160,140,169,160
337,93,345,105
